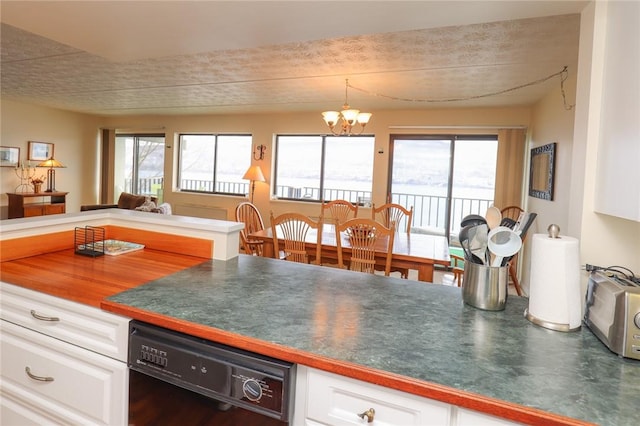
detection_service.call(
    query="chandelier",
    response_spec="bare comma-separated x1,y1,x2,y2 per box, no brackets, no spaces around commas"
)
322,79,372,136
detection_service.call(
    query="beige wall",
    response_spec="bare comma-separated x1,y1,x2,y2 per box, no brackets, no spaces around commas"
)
529,73,577,236
96,107,532,222
522,73,578,293
0,100,101,218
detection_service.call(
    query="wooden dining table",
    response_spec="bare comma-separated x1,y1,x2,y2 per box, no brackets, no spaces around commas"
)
248,223,450,283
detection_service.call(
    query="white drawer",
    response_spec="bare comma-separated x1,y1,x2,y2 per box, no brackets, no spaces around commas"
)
0,282,130,362
1,320,128,426
304,366,452,426
1,391,70,426
455,407,525,426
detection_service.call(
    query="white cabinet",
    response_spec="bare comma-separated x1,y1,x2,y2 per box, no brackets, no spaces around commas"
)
0,282,129,362
293,366,524,426
454,408,525,426
294,365,452,426
593,1,640,221
1,321,128,425
0,282,130,426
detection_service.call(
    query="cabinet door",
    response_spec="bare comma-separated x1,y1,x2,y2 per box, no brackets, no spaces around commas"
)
1,320,128,426
44,204,65,215
302,366,452,426
22,205,44,217
0,282,130,362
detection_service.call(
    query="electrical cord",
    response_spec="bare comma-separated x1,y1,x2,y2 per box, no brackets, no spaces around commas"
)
585,263,638,283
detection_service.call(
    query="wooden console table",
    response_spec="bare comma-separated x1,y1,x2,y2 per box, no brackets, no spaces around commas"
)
7,192,68,219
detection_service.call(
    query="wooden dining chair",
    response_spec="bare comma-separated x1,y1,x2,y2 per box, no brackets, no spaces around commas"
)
371,203,413,234
321,200,358,225
335,218,395,276
235,202,265,256
500,205,525,296
500,205,524,222
270,212,322,264
372,203,413,278
451,254,465,287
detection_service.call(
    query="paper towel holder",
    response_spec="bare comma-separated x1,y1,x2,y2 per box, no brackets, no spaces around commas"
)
524,309,581,332
524,232,582,332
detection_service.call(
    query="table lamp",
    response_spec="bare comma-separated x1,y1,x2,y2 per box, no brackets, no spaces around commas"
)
242,165,265,204
37,157,66,192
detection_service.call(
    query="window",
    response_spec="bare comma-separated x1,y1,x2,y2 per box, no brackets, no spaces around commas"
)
389,135,498,242
178,134,252,195
114,134,165,198
274,135,375,203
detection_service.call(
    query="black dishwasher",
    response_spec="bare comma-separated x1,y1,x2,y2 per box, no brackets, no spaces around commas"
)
128,320,295,425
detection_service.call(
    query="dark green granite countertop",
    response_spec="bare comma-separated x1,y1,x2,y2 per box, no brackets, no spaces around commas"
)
107,255,639,426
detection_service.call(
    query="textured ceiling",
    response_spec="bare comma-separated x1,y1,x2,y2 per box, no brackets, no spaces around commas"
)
0,1,583,116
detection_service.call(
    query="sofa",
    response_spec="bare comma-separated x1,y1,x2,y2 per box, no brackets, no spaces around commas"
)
80,192,171,214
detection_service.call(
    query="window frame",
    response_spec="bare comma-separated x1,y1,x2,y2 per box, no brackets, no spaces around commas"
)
273,134,375,204
177,133,252,196
114,133,165,196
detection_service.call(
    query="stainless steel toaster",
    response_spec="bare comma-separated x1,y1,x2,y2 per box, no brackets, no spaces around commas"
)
584,272,640,360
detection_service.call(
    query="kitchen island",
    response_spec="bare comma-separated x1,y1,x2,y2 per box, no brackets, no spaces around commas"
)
1,212,638,425
102,255,638,426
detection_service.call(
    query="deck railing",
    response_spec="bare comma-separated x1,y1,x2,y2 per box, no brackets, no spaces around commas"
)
131,178,493,240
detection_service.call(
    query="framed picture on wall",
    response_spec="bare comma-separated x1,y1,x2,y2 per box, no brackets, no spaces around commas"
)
529,142,556,201
0,146,20,167
28,141,54,161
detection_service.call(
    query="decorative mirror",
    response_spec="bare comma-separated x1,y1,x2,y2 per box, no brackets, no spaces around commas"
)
529,142,556,201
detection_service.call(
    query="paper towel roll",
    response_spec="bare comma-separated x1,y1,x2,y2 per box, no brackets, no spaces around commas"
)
527,233,582,331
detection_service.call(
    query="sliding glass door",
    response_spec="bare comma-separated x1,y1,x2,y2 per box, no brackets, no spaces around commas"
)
114,134,165,200
389,135,498,243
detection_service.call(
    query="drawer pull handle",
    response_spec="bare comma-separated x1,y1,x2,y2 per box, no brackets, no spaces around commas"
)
30,310,60,322
25,366,54,382
358,408,375,423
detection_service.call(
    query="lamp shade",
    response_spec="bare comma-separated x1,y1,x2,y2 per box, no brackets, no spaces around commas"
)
242,165,265,182
341,109,360,124
357,112,372,124
322,111,340,126
37,157,66,168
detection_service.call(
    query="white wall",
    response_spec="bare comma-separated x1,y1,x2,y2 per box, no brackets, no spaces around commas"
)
0,100,101,218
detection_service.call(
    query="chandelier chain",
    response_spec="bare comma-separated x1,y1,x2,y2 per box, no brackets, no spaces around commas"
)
346,66,574,109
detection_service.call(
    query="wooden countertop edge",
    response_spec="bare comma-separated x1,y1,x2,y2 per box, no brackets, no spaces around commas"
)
101,300,594,426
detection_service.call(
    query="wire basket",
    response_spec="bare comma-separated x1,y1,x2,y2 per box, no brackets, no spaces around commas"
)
74,226,105,257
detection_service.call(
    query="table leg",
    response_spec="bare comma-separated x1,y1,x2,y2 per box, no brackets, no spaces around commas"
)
417,265,434,282
262,240,275,258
